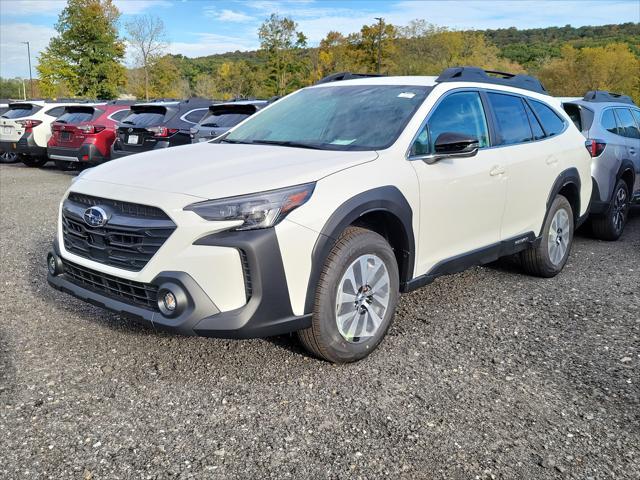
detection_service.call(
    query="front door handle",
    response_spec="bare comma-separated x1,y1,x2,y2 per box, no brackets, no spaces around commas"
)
490,165,505,176
546,156,559,165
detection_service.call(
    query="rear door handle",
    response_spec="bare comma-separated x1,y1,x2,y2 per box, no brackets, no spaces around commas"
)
546,156,558,165
490,166,505,176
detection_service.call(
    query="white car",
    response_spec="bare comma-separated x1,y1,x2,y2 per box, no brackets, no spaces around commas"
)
48,67,592,363
0,101,88,167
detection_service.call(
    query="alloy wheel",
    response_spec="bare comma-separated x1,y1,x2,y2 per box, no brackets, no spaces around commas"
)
548,208,571,266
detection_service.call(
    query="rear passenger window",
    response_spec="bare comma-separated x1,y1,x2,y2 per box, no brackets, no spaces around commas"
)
413,91,489,156
631,110,640,129
614,108,640,139
524,102,545,140
529,100,565,137
487,93,532,145
601,110,620,135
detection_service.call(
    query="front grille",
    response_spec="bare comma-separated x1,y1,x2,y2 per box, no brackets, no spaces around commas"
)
67,192,169,219
62,259,159,311
62,194,176,271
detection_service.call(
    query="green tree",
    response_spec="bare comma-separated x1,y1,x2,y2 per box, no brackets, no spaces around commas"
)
37,0,125,99
258,14,308,96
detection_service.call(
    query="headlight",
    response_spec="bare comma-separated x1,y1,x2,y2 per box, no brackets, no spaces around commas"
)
184,182,315,230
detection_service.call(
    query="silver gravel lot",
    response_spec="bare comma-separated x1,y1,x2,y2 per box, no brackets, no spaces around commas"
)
0,163,638,479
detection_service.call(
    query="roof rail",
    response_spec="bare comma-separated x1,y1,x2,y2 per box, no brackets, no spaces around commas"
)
315,72,386,85
436,66,547,95
582,90,635,105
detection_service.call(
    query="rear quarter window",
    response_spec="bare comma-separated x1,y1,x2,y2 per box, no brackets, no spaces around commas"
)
614,108,640,139
529,100,565,137
601,109,621,135
109,109,130,122
183,108,208,124
45,106,66,117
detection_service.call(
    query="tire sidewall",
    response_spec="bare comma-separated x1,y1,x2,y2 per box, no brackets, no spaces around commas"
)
313,230,399,363
607,180,629,237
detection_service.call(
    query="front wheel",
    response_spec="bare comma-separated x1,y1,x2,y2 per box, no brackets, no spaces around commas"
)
591,179,629,241
520,194,574,278
297,226,399,363
21,156,48,168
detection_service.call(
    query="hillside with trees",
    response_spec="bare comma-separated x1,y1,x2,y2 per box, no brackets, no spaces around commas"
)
1,0,638,103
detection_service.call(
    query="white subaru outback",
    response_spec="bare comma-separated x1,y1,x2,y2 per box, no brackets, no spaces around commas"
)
48,67,592,363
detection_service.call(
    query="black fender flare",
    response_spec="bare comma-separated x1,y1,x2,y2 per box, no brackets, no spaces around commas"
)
615,159,636,197
304,186,415,314
541,167,582,234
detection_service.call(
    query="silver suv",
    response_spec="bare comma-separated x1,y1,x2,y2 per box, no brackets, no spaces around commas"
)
563,91,640,240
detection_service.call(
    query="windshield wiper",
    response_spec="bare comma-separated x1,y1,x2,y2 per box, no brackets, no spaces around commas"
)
220,138,254,145
56,120,67,124
245,139,325,150
121,120,135,125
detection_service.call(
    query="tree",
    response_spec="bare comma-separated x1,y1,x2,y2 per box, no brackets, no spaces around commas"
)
37,0,125,99
126,14,169,101
258,14,308,96
537,43,640,103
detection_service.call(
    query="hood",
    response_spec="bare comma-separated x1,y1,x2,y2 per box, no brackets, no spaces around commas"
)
80,142,377,199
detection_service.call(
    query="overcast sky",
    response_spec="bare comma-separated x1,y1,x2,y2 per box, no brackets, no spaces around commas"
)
1,0,638,78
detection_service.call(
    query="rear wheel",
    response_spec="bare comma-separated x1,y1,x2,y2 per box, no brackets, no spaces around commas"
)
591,179,629,241
21,156,48,168
0,151,18,163
297,226,399,363
520,194,574,278
54,159,76,171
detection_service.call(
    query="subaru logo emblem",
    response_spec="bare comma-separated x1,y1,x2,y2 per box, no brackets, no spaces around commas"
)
83,206,109,227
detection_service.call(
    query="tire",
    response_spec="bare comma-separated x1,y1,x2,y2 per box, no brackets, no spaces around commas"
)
591,179,629,241
21,156,48,168
0,150,18,164
54,159,76,171
297,226,399,363
520,194,574,278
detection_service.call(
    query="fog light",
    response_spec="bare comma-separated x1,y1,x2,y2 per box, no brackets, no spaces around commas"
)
47,253,61,276
162,291,177,312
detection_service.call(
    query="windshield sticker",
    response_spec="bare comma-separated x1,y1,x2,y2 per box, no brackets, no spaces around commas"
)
398,92,417,99
330,139,356,145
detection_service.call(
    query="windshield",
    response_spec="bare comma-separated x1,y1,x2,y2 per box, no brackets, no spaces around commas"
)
202,112,251,128
225,85,431,151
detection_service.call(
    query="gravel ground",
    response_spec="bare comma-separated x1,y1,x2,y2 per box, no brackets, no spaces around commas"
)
0,163,638,480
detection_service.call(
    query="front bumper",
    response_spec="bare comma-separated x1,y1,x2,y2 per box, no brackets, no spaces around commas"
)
15,133,46,157
48,227,312,338
48,143,108,165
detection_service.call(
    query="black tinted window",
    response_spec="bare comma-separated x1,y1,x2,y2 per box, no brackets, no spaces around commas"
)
631,109,640,129
201,112,250,128
529,100,565,137
184,109,208,123
121,111,166,127
56,110,94,124
110,109,130,122
1,105,39,118
601,109,620,135
487,93,532,145
615,108,640,139
45,106,66,117
524,102,545,140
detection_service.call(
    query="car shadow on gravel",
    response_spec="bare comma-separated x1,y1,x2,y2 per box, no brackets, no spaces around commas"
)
2,161,78,178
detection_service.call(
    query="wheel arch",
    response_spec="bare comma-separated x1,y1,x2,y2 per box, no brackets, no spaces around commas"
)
304,186,415,314
617,160,635,198
542,168,582,235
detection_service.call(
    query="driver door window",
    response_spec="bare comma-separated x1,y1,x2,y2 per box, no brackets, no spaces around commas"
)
412,91,489,156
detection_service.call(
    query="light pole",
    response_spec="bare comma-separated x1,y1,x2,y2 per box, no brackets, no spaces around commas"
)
21,41,34,98
374,17,383,74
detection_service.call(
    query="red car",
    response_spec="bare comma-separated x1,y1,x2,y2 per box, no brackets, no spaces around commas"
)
47,102,132,170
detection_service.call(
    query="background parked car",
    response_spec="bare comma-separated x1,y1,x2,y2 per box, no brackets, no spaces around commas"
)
190,100,268,143
0,101,18,163
111,98,212,159
562,91,640,240
0,101,92,168
0,101,45,164
47,101,132,170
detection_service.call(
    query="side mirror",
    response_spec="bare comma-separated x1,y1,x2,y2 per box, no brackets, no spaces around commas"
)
412,132,480,164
